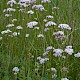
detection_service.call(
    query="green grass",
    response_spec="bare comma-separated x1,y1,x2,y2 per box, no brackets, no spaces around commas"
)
0,0,80,80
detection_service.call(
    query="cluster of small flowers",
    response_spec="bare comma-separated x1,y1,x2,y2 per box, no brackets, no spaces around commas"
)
5,14,12,17
45,21,56,27
58,24,71,30
16,26,23,30
37,34,44,38
27,10,34,14
7,0,16,7
3,8,16,12
44,28,49,32
61,78,69,80
27,21,38,28
46,15,53,19
52,46,74,57
13,67,19,74
1,29,12,34
53,48,63,57
37,57,49,64
32,4,45,11
6,24,14,28
74,52,80,57
53,31,65,40
51,68,57,79
43,46,53,56
12,32,20,36
41,0,51,3
19,0,36,4
64,46,74,55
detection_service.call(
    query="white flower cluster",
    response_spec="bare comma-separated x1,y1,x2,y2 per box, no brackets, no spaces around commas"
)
44,28,49,32
53,49,63,57
6,24,14,28
5,14,12,17
37,57,49,64
13,67,19,74
7,0,16,7
37,34,44,38
46,15,53,19
12,19,17,23
41,0,51,3
53,31,65,40
27,10,34,14
12,32,20,36
61,78,69,80
27,21,38,28
43,46,53,56
74,52,80,57
25,34,29,38
45,21,56,27
64,46,74,55
58,24,71,30
16,26,23,30
51,68,57,79
32,5,45,11
19,0,36,4
46,46,53,51
1,29,12,34
3,8,16,12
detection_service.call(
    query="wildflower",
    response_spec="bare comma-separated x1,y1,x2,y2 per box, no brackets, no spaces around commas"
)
46,46,53,51
64,46,73,55
32,4,45,11
3,8,16,12
43,51,49,56
61,78,69,80
53,31,64,36
39,58,49,64
37,56,42,60
52,74,57,79
5,14,12,17
25,34,29,38
6,24,14,28
51,68,57,73
13,67,19,74
43,19,47,22
27,10,34,14
19,9,25,12
7,0,16,7
74,52,80,57
46,15,53,19
53,49,63,57
62,56,66,59
27,21,38,28
37,34,44,38
44,28,49,32
1,29,12,34
45,21,56,27
58,24,71,30
12,19,17,23
53,31,65,40
19,0,36,3
41,0,51,3
16,26,23,30
34,27,39,30
13,32,20,36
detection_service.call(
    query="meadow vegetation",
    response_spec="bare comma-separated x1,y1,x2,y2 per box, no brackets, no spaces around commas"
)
0,0,80,80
